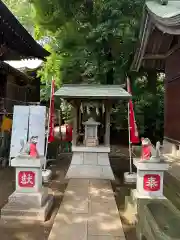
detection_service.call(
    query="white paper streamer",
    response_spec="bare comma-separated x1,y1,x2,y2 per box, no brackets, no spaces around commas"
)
80,103,83,113
87,106,90,115
96,107,99,115
102,104,105,114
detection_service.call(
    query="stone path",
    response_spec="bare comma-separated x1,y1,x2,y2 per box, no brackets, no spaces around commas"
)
48,179,126,240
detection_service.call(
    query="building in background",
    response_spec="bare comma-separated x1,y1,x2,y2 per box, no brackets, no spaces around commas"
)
131,0,180,157
0,0,49,164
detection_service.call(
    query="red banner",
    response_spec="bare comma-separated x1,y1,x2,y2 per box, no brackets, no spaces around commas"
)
48,79,55,143
127,77,139,144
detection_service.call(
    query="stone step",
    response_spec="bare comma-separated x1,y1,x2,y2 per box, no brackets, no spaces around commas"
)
1,194,53,221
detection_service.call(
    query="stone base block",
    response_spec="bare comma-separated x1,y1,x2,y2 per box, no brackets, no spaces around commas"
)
8,188,48,207
66,165,115,180
124,172,137,184
1,194,53,221
133,189,167,200
42,169,53,182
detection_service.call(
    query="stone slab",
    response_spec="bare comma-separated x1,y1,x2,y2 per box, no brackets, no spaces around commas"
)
48,179,125,240
71,152,84,165
67,179,90,187
89,201,120,219
48,213,88,240
66,165,115,180
83,153,98,165
88,236,125,240
66,165,103,179
8,188,48,207
88,214,125,237
97,153,110,166
90,179,112,188
89,180,114,202
1,194,53,221
72,146,110,153
65,180,89,197
60,195,89,214
101,166,115,180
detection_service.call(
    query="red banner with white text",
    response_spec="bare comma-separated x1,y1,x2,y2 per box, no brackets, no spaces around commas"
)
127,77,139,144
48,79,55,143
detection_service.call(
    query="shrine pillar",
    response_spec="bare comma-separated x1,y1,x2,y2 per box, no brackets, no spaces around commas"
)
72,101,78,146
105,103,111,146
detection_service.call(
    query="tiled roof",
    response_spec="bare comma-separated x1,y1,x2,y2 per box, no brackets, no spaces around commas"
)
131,0,180,71
0,1,49,60
55,84,131,99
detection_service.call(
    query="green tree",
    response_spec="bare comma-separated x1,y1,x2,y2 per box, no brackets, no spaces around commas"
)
4,0,164,141
32,0,164,141
3,0,34,34
32,0,144,85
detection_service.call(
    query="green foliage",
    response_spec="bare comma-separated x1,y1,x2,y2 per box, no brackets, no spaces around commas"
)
133,74,164,141
3,0,35,34
32,0,144,85
4,0,165,141
60,100,72,121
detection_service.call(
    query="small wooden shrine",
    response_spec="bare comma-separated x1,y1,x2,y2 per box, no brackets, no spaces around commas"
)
131,0,180,157
55,84,131,180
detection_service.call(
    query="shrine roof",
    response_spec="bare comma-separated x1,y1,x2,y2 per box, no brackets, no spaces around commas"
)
131,0,180,71
0,1,49,60
54,84,131,99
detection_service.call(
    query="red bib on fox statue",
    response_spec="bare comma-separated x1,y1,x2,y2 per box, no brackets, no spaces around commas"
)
29,136,39,158
141,137,151,160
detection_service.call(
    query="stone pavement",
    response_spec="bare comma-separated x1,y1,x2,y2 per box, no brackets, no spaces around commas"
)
48,179,126,240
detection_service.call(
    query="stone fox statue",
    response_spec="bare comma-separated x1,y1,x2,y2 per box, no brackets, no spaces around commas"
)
141,137,161,161
20,136,39,158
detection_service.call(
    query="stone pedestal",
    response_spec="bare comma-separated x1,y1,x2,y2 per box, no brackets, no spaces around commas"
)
133,158,169,199
66,146,115,180
1,156,53,221
133,158,180,240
